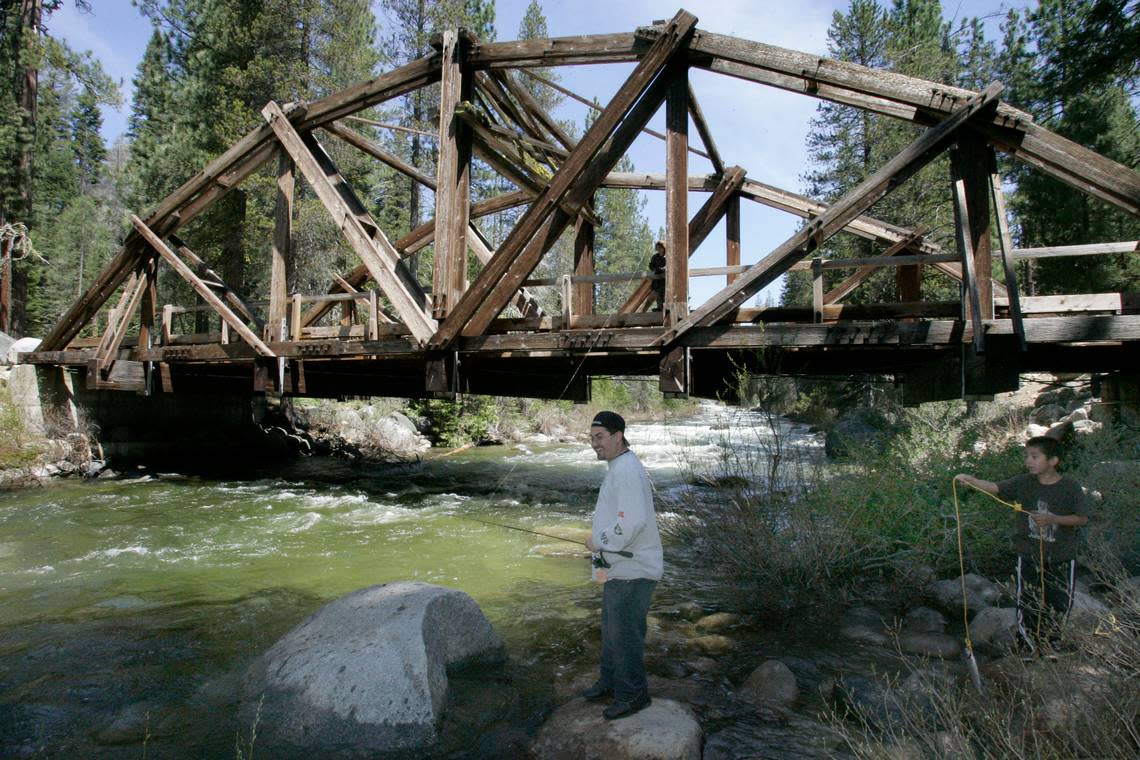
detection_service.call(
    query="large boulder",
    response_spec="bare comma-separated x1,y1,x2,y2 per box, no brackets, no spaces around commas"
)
930,574,1000,614
5,336,40,366
739,659,799,706
531,697,701,760
969,606,1018,652
240,582,504,755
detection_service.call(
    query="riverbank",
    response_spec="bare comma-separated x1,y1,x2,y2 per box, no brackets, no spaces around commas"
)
1,384,1135,757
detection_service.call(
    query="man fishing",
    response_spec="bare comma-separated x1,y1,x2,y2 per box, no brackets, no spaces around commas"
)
582,411,663,720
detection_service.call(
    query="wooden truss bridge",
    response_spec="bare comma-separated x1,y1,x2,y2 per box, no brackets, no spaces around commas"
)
22,9,1140,404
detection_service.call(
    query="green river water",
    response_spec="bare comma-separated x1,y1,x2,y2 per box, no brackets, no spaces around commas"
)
0,407,841,758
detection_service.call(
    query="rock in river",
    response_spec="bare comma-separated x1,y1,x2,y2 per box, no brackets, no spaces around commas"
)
531,697,701,760
240,581,504,755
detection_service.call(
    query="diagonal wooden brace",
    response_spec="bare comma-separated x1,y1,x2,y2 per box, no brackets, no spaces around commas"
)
653,82,1004,347
94,267,150,374
130,215,275,357
263,100,436,344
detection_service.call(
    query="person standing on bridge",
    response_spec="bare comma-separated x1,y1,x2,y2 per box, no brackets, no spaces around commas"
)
583,410,663,719
649,241,667,312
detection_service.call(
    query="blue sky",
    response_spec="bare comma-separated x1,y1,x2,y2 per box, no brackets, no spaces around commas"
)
50,0,1032,306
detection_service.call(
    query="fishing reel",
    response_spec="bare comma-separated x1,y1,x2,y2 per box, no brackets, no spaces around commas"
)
591,552,612,569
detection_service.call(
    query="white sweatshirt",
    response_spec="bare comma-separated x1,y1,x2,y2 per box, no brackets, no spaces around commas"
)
591,449,664,582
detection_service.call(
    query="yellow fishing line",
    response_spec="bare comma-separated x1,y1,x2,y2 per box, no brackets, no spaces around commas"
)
951,478,1049,652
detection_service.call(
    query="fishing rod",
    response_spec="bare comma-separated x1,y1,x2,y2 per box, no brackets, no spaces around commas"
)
469,517,634,560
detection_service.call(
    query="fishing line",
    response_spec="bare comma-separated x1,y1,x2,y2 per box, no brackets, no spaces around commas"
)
952,477,1048,692
468,517,633,560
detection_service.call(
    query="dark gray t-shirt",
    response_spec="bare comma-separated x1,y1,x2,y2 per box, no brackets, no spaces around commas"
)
997,474,1091,562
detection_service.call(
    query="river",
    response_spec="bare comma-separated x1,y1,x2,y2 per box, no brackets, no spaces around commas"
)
1,401,858,758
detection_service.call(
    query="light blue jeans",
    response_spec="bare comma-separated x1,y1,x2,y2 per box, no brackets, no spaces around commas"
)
599,578,656,702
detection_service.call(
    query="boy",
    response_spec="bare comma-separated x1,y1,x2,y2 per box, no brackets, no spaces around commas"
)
955,436,1091,650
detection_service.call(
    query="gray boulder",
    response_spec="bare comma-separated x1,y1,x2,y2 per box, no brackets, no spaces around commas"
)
901,606,946,634
241,582,504,755
969,606,1018,652
739,660,799,706
5,336,40,365
1068,589,1111,630
897,631,962,659
531,697,701,760
930,574,1000,614
1031,403,1067,426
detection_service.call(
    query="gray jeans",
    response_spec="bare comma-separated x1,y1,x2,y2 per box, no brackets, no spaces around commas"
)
600,578,656,701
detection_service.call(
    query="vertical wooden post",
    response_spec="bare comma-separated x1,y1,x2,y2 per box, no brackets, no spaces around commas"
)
269,151,294,342
138,253,158,349
368,289,379,340
896,260,921,303
725,194,740,286
665,62,689,324
951,153,986,353
811,258,824,323
952,136,993,320
432,29,472,319
573,197,596,316
161,304,173,345
561,274,573,326
291,294,303,342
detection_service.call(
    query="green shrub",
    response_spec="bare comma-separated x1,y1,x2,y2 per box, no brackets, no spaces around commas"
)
665,398,1140,614
409,395,497,447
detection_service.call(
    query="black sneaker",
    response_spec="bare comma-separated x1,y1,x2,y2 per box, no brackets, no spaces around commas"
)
602,693,651,720
581,682,612,702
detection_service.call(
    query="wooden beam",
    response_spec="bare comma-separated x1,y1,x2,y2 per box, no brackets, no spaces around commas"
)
687,82,723,174
433,30,473,319
430,10,699,347
726,194,740,286
991,170,1026,350
952,162,986,353
94,269,148,374
684,29,1139,216
654,83,1003,347
824,225,930,305
269,151,293,341
131,215,275,357
952,137,993,320
323,121,438,190
574,197,596,316
167,235,264,330
489,70,576,152
468,32,644,69
665,62,689,324
263,100,436,344
138,253,158,351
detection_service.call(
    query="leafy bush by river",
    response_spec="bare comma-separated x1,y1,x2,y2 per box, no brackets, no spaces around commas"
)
665,397,1139,613
665,392,1139,759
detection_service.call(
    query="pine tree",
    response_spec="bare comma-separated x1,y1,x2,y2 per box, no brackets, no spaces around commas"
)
787,0,890,305
1001,0,1140,294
